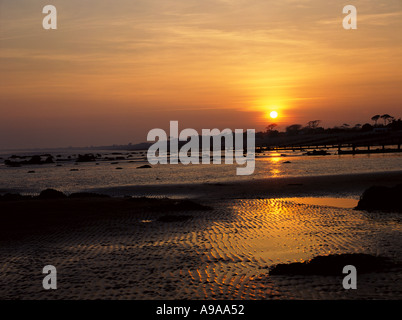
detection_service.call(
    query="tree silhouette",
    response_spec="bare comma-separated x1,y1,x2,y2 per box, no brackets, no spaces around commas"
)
371,115,380,126
266,123,278,132
381,114,392,125
307,120,321,129
286,124,302,135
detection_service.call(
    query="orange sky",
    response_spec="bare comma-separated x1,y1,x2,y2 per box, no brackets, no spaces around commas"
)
1,0,401,149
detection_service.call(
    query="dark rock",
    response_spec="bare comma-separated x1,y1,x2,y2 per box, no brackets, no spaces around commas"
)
38,189,67,199
28,155,43,164
137,164,152,169
5,155,54,166
305,150,330,156
355,184,402,212
44,156,54,164
76,154,96,162
283,161,291,164
269,253,398,276
4,161,21,167
27,171,35,173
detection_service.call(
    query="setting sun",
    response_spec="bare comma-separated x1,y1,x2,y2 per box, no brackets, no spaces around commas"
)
270,111,278,119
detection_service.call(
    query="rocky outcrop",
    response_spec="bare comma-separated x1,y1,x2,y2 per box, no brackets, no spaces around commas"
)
355,184,402,212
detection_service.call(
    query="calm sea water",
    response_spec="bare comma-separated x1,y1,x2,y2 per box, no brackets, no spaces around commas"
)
0,148,401,195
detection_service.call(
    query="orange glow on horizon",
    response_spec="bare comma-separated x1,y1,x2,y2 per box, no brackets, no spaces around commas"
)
0,0,401,149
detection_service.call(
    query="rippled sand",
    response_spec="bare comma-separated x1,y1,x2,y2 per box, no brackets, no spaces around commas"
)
0,199,401,299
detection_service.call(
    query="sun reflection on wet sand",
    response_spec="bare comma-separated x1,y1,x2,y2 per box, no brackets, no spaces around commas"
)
0,197,400,299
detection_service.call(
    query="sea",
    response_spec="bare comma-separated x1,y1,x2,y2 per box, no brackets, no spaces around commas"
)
0,147,401,195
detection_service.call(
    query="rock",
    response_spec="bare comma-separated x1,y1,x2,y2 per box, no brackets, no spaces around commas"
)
355,184,402,212
137,164,152,169
27,170,35,173
269,253,398,276
28,155,43,164
4,161,21,167
5,154,54,166
70,169,79,171
305,150,330,156
44,156,55,164
76,154,96,162
116,167,123,170
283,161,291,164
38,189,67,199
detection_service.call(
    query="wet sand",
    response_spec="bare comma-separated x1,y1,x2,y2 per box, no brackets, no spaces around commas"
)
0,171,401,300
88,170,402,199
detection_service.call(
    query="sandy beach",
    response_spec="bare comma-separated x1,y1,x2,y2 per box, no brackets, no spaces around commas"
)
0,171,401,300
89,170,402,199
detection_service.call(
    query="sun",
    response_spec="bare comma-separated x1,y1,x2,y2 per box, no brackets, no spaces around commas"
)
270,111,278,119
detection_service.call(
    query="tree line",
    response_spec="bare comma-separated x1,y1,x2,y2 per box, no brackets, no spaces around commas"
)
263,114,402,137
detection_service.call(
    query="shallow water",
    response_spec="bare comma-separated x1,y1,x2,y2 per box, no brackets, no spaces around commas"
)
281,197,359,208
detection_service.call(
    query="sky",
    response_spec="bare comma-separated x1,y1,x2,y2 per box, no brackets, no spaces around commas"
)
0,0,401,149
